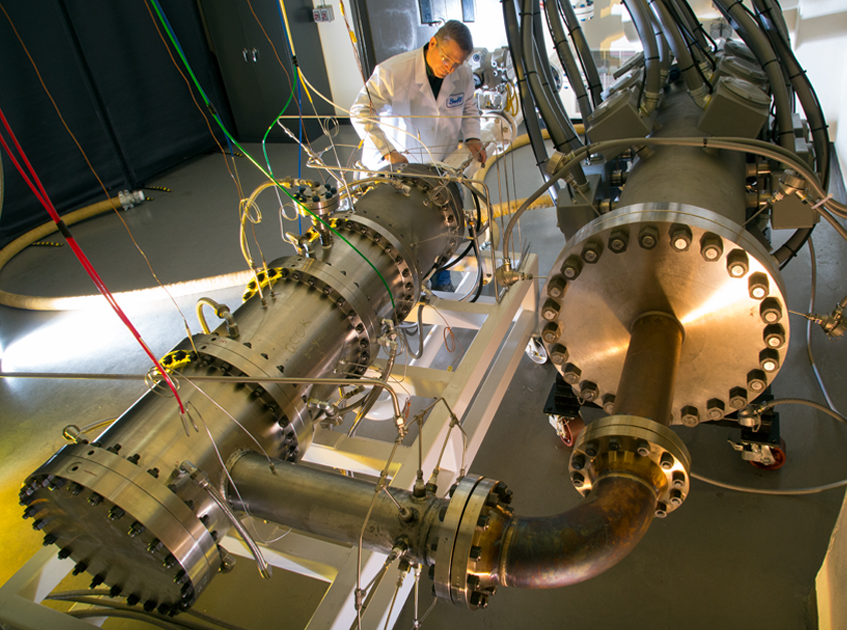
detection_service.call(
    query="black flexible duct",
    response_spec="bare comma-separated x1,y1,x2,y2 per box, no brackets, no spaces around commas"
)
532,1,577,135
622,0,663,113
711,0,794,152
521,0,584,156
753,0,830,186
544,0,593,121
502,0,558,192
646,0,709,103
556,0,603,107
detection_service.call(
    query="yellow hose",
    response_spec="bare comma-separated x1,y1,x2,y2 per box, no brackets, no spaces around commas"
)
0,197,252,311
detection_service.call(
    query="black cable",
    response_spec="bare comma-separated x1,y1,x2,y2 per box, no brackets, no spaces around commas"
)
468,227,484,303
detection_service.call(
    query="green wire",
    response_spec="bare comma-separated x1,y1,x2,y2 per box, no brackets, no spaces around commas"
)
149,0,396,310
262,89,296,180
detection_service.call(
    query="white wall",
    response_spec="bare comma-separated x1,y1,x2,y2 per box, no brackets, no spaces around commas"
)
792,0,847,178
310,0,370,116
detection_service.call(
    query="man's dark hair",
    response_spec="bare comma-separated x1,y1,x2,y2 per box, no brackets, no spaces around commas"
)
435,20,473,54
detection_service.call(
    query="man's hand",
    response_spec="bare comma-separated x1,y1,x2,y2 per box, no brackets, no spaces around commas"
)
385,150,409,165
466,139,487,166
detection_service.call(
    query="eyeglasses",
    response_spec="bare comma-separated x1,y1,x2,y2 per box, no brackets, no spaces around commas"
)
434,40,465,72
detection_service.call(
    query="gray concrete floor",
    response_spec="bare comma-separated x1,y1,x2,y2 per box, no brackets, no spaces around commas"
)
1,127,846,630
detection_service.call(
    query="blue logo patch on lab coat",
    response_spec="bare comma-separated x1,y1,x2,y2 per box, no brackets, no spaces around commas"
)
446,93,464,108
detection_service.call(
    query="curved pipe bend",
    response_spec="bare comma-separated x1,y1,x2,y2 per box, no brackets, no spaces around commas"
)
497,475,658,588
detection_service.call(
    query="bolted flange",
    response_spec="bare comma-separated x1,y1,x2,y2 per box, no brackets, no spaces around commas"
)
569,415,692,516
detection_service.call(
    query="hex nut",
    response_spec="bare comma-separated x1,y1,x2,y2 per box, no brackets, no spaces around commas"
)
729,387,748,409
759,348,780,372
608,229,629,253
547,275,567,298
581,240,603,264
680,405,700,427
747,369,767,392
579,381,599,402
726,249,749,278
700,232,724,261
763,324,786,349
541,299,561,321
601,394,616,415
541,321,562,344
549,344,568,365
669,224,693,251
562,363,582,385
748,272,770,299
561,255,584,280
759,298,783,324
706,398,725,420
639,226,659,249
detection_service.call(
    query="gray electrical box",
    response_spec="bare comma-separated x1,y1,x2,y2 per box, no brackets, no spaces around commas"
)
585,86,652,160
698,77,769,139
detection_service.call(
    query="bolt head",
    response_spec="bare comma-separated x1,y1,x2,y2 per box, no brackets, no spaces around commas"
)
601,394,616,415
680,405,700,427
672,471,686,489
729,387,748,409
571,472,585,486
747,369,767,392
608,229,628,253
726,249,749,278
636,441,651,457
541,299,561,321
660,452,674,470
581,240,603,264
638,226,658,249
547,275,567,298
669,225,692,251
669,489,683,506
700,233,723,261
760,298,782,324
561,255,583,280
706,399,725,420
571,454,585,470
562,363,581,384
655,503,668,518
759,348,780,372
579,381,598,402
764,324,786,349
549,344,568,365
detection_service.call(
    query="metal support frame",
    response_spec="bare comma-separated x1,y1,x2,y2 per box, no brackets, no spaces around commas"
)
0,254,538,630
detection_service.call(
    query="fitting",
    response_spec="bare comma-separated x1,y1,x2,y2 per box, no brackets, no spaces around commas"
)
569,415,691,517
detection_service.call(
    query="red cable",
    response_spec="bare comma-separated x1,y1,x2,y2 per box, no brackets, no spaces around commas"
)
0,108,185,413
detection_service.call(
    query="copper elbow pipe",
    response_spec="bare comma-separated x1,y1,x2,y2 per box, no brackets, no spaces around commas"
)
496,475,658,588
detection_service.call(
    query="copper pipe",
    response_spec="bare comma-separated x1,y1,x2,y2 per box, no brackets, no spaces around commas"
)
614,312,684,425
496,476,658,588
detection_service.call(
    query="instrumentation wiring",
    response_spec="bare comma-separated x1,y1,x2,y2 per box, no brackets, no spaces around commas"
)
47,590,251,630
0,1,204,355
805,238,840,413
0,106,186,414
148,0,398,311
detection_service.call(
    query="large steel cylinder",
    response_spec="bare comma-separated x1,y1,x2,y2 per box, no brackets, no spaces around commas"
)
18,165,465,613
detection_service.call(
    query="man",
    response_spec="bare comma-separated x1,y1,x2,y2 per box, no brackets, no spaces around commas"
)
350,20,486,290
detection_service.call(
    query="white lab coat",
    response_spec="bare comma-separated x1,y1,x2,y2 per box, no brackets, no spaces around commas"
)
350,47,481,170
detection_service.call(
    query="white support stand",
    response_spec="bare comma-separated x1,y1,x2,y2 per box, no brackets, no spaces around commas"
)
0,254,539,630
